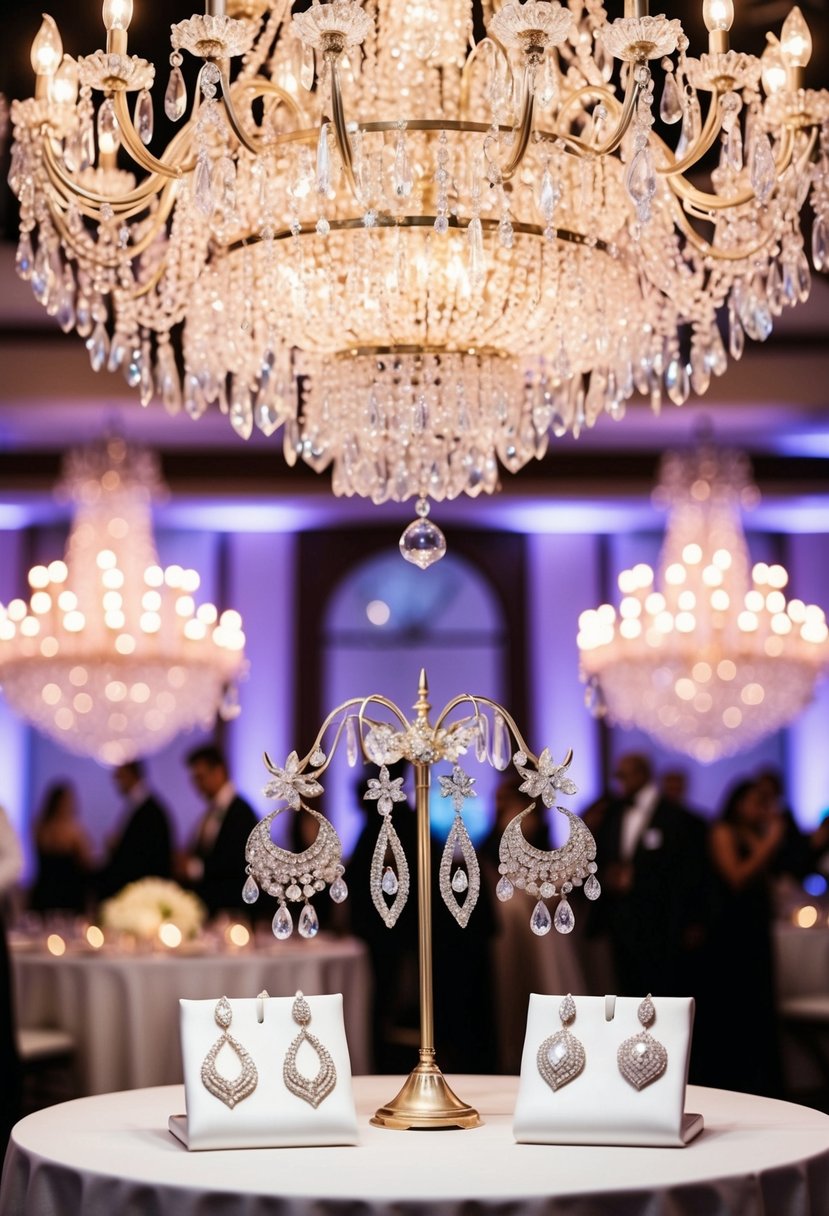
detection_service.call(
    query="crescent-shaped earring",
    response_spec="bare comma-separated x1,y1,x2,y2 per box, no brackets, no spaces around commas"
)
243,803,348,941
496,804,600,936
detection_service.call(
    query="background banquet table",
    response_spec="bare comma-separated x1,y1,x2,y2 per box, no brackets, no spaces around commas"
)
12,934,371,1093
2,1076,829,1216
774,923,829,999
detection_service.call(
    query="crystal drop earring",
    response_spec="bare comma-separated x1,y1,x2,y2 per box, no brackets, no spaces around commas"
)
438,764,480,927
617,994,668,1090
537,993,586,1091
200,996,258,1109
364,764,410,927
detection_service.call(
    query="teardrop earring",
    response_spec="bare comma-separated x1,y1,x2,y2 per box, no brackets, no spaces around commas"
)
438,764,480,927
283,991,337,1108
364,764,410,927
617,994,669,1090
537,993,586,1091
200,996,258,1109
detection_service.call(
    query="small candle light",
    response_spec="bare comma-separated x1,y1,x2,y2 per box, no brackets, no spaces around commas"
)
86,925,105,949
795,905,818,928
47,933,66,956
158,922,183,948
227,923,250,948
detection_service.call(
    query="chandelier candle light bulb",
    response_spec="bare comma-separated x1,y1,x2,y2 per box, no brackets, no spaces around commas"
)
9,0,829,560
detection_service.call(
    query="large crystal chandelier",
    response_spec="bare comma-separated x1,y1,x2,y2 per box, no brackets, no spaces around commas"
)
0,438,246,765
576,445,829,763
8,0,829,540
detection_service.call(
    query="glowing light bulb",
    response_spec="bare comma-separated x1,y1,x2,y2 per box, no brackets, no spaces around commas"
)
102,0,133,31
50,56,78,106
780,6,812,67
702,0,733,32
31,14,63,77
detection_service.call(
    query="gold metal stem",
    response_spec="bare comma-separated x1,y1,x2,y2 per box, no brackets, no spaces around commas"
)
329,56,360,200
113,91,183,179
370,670,481,1130
502,64,536,180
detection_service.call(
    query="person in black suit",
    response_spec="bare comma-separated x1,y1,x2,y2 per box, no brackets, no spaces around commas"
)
587,751,708,998
97,760,173,899
180,744,257,916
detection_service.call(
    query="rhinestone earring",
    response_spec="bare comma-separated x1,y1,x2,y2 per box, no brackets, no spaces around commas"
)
537,993,586,1091
243,803,348,942
438,764,480,927
496,801,600,936
364,764,411,927
200,996,258,1109
283,991,337,1109
617,994,669,1090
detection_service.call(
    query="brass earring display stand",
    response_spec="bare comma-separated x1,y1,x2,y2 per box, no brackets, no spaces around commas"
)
260,668,570,1130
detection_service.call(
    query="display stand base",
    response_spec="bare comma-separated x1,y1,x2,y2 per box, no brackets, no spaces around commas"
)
371,1060,481,1130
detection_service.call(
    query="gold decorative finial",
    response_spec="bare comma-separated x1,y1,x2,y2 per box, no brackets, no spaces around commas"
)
414,669,431,722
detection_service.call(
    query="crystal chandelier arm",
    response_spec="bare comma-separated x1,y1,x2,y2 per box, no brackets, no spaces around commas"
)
501,65,536,180
655,88,724,177
668,194,778,262
551,73,641,158
328,58,360,200
112,91,184,180
432,693,543,768
218,71,304,155
42,125,195,210
459,37,513,123
264,695,411,779
665,123,801,211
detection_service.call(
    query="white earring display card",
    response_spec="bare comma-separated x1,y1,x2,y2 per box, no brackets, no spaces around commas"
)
513,994,704,1147
173,993,359,1150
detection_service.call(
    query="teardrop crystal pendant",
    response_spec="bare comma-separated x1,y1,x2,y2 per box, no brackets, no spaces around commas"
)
381,866,398,895
554,896,575,934
496,875,514,902
451,869,468,893
584,873,601,900
329,875,348,904
272,903,293,940
530,900,552,935
659,69,682,124
399,498,447,569
242,874,259,905
298,903,319,939
134,88,154,145
164,65,187,122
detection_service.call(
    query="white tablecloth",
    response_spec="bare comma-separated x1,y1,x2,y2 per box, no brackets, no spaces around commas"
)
13,935,371,1093
774,924,829,999
2,1076,828,1216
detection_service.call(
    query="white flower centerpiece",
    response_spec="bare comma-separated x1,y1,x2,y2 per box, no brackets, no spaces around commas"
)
101,878,206,943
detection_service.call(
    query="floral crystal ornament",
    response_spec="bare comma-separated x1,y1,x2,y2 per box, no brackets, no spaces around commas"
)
10,0,829,564
253,670,598,1130
578,444,829,762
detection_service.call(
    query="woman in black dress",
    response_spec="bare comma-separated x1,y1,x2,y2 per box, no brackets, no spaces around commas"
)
29,783,92,915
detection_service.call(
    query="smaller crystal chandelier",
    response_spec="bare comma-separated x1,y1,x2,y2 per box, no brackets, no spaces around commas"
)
0,437,246,765
577,444,829,763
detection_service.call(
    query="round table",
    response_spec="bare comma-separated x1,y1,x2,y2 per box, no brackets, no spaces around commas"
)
12,934,371,1093
3,1076,829,1216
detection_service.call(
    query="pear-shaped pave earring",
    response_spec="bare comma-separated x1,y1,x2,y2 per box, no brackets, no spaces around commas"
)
617,994,668,1090
200,996,258,1109
537,993,586,1091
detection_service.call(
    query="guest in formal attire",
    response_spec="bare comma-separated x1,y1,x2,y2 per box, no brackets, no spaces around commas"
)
703,779,785,1096
96,760,173,900
587,752,708,998
755,767,811,882
0,805,23,1157
179,744,257,916
29,783,92,914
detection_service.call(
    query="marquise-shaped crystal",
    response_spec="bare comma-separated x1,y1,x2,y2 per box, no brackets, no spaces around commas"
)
491,712,509,771
134,88,154,145
538,167,557,220
15,233,33,281
346,715,359,767
273,903,293,939
393,136,414,198
97,99,120,154
86,321,109,372
300,43,315,91
530,899,552,935
316,122,331,196
242,874,259,904
475,714,489,763
194,156,215,216
164,66,187,122
554,896,575,934
812,217,827,272
625,146,656,212
467,217,485,288
750,132,775,204
230,389,254,440
664,357,689,406
725,122,743,173
298,903,320,939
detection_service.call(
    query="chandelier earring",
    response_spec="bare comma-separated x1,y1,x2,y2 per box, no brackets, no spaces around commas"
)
244,802,347,941
537,993,586,1092
617,995,669,1090
283,991,337,1109
201,996,258,1109
438,764,480,927
364,765,410,928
